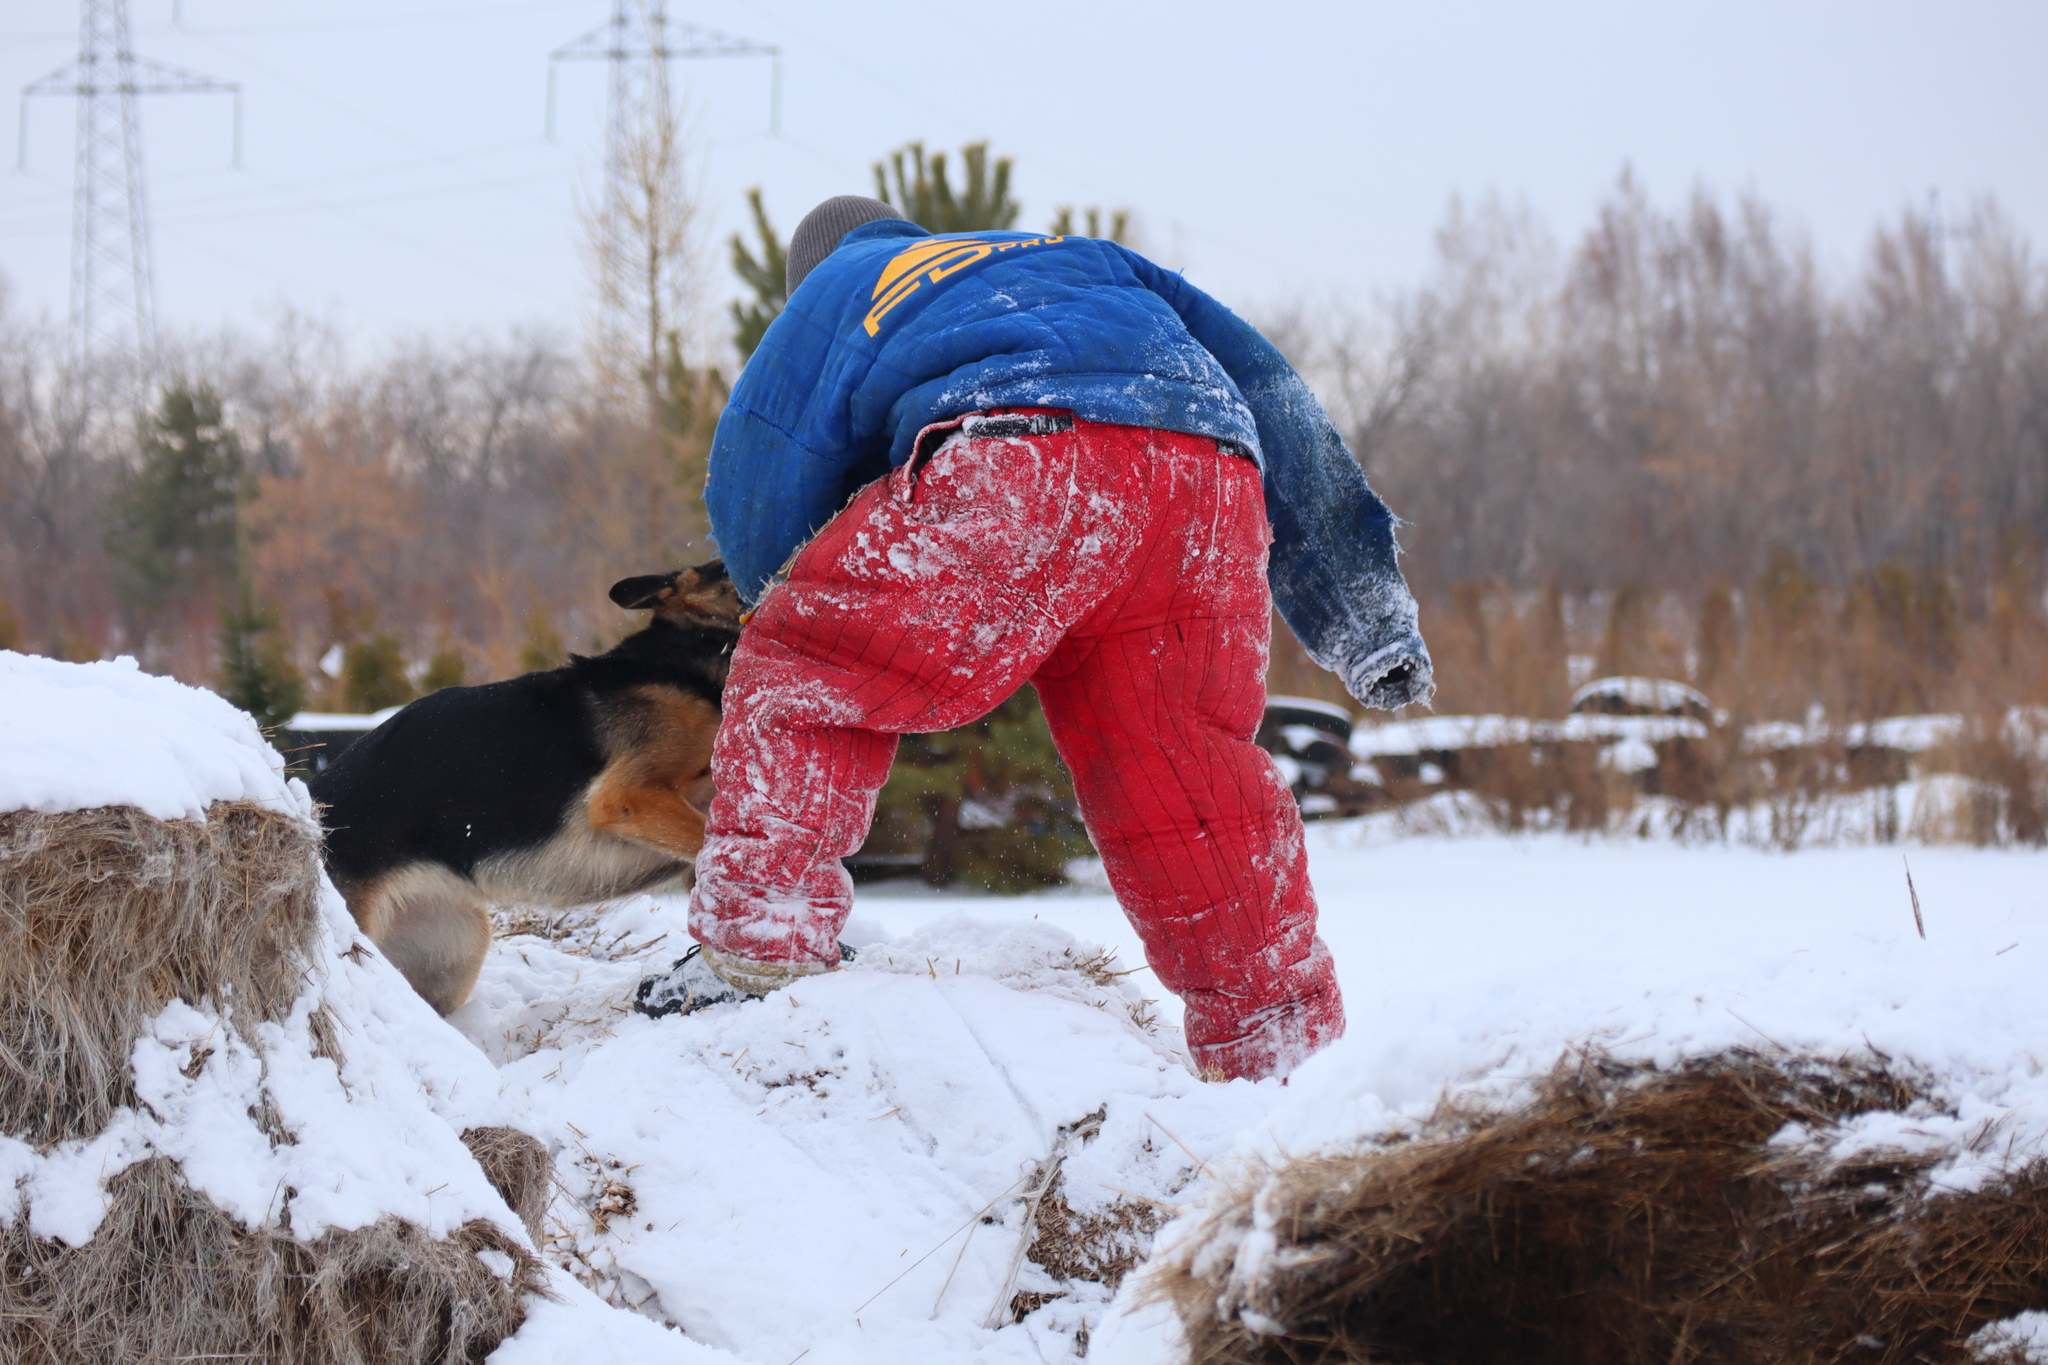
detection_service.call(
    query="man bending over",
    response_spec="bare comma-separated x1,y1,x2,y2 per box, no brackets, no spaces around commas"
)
635,196,1431,1082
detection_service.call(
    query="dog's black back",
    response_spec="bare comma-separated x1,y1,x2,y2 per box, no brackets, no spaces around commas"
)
312,580,739,890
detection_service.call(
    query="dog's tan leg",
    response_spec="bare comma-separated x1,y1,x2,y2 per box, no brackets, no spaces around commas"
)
586,776,710,861
348,863,493,1014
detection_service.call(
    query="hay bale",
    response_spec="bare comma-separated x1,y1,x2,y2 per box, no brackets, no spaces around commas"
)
1008,1170,1165,1322
0,795,547,1364
1150,1050,2048,1365
0,803,327,1144
464,1125,555,1244
0,1157,533,1365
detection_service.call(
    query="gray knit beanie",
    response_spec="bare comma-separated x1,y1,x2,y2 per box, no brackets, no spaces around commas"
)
786,195,904,295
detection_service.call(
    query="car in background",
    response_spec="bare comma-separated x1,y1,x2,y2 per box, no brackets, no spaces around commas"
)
1257,696,1381,818
1569,676,1715,722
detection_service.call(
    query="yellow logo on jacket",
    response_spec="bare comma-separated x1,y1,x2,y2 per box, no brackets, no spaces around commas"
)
863,234,1064,336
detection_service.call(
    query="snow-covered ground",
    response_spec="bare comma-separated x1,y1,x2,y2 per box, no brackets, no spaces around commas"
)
9,651,2045,1364
455,817,2048,1364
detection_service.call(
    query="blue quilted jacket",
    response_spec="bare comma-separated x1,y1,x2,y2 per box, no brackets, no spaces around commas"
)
704,219,1431,708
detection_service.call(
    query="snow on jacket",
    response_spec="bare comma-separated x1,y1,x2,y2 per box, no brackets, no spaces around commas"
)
704,218,1432,708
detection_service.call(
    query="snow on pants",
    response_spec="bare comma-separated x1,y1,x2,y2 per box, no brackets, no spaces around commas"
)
690,411,1343,1081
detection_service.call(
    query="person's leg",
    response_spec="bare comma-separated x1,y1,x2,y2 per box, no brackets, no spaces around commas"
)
1032,442,1343,1080
689,417,1148,969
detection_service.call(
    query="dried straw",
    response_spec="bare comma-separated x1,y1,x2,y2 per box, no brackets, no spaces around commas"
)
463,1125,555,1244
0,801,550,1364
0,803,329,1144
1008,1171,1165,1323
0,1156,540,1365
1150,1049,2048,1365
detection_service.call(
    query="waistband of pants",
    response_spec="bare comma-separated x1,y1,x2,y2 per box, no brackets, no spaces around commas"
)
911,406,1254,467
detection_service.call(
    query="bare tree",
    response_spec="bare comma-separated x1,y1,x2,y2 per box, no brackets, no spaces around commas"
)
4,171,2041,727
582,39,700,415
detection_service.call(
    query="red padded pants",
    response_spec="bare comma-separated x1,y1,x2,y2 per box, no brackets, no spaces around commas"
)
689,413,1343,1080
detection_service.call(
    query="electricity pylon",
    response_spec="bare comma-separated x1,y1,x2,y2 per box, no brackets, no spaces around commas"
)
21,0,239,379
549,2,777,395
546,2,780,144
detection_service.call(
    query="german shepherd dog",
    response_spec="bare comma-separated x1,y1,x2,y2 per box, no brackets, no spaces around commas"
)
311,561,741,1014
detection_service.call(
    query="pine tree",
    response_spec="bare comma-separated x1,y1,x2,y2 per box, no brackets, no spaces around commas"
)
659,329,726,539
107,384,245,625
342,634,415,713
729,188,787,363
873,141,1019,233
1047,205,1131,242
519,610,566,672
1746,550,1824,718
420,646,467,693
217,575,305,733
1755,550,1820,650
869,689,1092,893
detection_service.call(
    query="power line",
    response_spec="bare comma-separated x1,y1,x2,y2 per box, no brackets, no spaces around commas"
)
166,0,592,37
0,135,548,229
724,0,964,148
546,2,780,140
0,1,592,42
161,164,564,228
19,0,239,377
151,169,548,300
719,1,1275,273
176,26,563,219
200,160,551,296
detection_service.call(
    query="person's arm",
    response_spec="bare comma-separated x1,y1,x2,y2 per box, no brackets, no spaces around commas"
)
703,399,855,607
1126,252,1433,709
705,283,892,607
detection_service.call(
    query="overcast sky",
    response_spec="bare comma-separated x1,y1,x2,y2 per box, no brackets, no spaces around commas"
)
3,0,2044,356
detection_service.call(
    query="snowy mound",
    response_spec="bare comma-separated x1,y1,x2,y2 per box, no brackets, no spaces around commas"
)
446,832,2048,1363
0,886,524,1246
10,654,2042,1360
0,657,515,1251
457,903,1260,1363
1085,831,2048,1362
0,650,294,819
1254,845,2048,1180
0,656,712,1362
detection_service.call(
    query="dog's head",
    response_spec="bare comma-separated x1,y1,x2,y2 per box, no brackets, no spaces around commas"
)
608,559,743,630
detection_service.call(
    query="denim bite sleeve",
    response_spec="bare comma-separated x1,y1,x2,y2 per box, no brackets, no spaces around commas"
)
1126,251,1434,709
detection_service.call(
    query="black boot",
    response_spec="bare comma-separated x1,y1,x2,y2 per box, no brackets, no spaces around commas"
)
633,945,754,1018
631,942,858,1019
